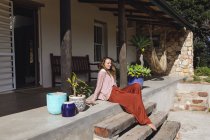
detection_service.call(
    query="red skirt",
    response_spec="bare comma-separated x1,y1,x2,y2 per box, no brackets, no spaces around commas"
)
108,83,151,125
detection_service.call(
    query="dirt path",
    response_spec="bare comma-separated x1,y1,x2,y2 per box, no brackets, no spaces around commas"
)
168,110,210,140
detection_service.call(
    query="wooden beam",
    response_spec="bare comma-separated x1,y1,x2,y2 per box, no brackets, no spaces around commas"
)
118,0,127,88
99,7,145,14
79,0,118,4
60,0,72,93
132,19,181,28
79,0,154,6
151,121,181,140
12,0,45,8
79,0,193,30
94,102,157,138
128,1,166,21
118,111,168,140
113,13,173,22
150,0,194,31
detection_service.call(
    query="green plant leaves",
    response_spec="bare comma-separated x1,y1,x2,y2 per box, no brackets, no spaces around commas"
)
130,35,151,53
67,72,93,97
127,64,151,78
195,67,210,76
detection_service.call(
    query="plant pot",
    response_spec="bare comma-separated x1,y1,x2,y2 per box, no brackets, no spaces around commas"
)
128,76,144,87
61,101,77,117
69,95,86,112
46,92,67,115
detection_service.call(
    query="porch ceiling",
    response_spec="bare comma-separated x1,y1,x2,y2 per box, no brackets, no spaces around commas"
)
13,0,45,9
79,0,194,30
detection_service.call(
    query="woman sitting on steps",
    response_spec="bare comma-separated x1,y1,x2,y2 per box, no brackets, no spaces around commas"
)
86,57,157,131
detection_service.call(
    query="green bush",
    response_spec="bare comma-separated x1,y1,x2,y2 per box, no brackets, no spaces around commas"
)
194,67,210,76
204,77,210,83
193,75,201,82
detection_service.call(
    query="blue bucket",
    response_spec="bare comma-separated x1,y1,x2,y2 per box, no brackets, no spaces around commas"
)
61,101,77,117
47,92,67,115
128,76,144,87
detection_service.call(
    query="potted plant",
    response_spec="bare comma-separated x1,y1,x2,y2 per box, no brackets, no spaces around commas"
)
67,72,93,111
127,64,151,87
130,35,151,66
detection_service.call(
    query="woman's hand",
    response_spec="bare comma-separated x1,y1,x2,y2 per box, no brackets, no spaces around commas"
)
86,99,97,105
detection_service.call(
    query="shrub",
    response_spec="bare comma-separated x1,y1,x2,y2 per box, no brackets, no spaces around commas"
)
193,75,201,82
194,67,210,76
204,77,210,83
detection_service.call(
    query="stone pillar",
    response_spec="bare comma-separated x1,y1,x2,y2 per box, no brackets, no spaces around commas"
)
169,30,194,76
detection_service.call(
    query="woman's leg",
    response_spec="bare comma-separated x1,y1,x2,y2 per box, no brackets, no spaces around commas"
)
121,83,141,94
109,86,151,125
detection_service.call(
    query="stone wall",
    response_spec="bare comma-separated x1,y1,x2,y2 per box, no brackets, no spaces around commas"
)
174,83,210,111
168,30,194,76
136,24,194,76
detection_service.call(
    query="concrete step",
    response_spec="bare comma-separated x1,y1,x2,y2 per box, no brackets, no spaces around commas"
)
94,102,156,139
151,121,181,140
117,111,168,140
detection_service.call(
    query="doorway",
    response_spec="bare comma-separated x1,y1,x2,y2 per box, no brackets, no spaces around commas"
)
14,6,39,88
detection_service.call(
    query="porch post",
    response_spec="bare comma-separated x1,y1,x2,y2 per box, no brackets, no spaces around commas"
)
60,0,72,93
118,0,127,87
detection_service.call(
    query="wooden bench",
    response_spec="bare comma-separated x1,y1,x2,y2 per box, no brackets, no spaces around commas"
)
50,53,99,87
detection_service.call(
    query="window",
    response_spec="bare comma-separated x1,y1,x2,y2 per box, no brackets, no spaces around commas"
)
94,22,106,62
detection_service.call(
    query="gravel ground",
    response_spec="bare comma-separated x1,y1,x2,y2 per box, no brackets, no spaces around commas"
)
168,110,210,140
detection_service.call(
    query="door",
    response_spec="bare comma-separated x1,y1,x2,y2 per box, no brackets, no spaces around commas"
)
13,5,39,88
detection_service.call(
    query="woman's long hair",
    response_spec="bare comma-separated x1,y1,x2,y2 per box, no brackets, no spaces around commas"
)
99,57,116,78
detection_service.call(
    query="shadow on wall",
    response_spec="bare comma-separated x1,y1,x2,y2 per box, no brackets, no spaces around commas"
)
136,24,189,76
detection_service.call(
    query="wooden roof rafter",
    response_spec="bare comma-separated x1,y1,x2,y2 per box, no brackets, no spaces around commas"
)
113,13,172,22
79,0,119,4
134,20,180,28
78,0,194,30
79,0,155,7
150,0,194,30
127,1,165,21
12,0,45,8
99,7,166,17
99,7,144,13
99,6,173,23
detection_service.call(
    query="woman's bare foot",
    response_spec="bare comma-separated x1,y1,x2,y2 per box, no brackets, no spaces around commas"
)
147,123,157,131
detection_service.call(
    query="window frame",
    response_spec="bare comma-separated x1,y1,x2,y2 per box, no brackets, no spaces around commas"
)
94,21,107,62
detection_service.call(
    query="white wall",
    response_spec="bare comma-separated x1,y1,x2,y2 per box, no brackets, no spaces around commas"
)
31,0,136,87
33,0,60,87
71,0,118,62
